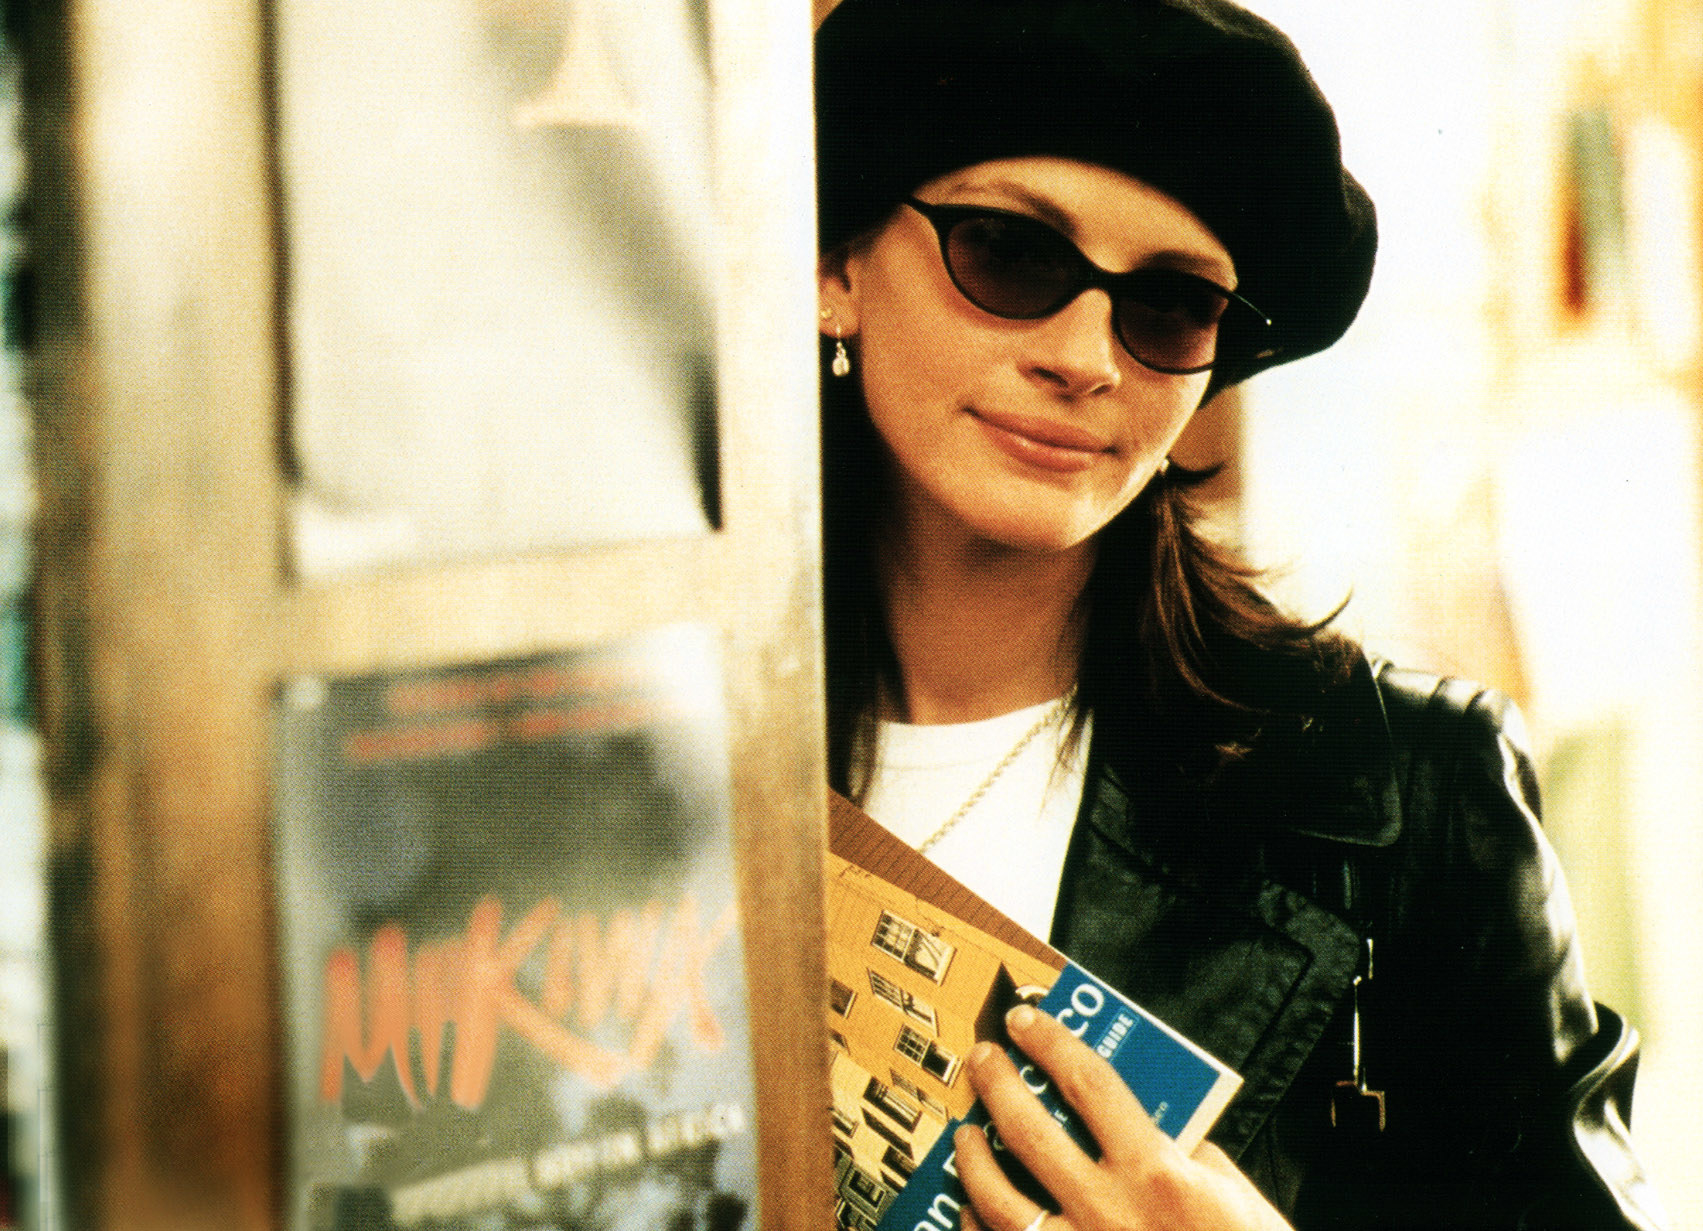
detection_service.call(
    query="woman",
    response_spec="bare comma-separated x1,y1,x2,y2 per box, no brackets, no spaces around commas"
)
814,0,1665,1228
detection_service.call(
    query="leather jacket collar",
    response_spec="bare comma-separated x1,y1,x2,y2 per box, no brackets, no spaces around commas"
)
1057,748,1363,1158
1055,654,1409,1157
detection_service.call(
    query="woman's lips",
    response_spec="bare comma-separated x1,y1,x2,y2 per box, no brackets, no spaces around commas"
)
970,408,1111,473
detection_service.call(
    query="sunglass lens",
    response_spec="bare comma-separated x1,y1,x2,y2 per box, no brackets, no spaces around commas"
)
943,214,1081,318
1114,271,1229,373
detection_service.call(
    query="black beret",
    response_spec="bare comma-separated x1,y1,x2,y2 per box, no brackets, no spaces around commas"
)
815,0,1377,385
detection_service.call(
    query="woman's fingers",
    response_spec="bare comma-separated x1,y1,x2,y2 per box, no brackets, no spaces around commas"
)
1191,1141,1248,1178
995,1003,1177,1171
952,1123,1063,1231
960,1001,1295,1231
964,1032,1105,1207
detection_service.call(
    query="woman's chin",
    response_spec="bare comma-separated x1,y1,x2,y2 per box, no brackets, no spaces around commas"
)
962,513,1106,557
957,483,1153,556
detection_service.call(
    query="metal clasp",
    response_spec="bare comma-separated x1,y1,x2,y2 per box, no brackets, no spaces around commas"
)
1330,936,1386,1132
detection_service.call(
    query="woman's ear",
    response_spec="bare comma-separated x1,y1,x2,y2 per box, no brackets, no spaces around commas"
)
817,247,860,338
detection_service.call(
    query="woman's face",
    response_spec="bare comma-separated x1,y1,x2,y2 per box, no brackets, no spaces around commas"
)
819,156,1230,555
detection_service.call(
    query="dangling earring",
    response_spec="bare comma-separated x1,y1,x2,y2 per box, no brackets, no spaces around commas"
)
1157,455,1172,476
822,307,852,378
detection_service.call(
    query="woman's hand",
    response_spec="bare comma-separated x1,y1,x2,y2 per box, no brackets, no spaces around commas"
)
953,1004,1293,1231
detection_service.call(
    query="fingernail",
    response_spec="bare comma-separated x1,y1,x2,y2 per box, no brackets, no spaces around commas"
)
968,1041,997,1068
1006,1003,1037,1031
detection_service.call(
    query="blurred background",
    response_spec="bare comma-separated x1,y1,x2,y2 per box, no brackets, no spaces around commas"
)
1218,0,1703,1223
0,0,1701,1225
830,0,1701,1217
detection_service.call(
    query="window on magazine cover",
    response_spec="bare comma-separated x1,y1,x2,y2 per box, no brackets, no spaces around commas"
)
871,911,955,982
830,978,858,1016
832,1104,859,1141
862,1108,914,1155
889,1069,948,1118
835,1197,882,1231
868,969,939,1030
842,1166,892,1216
882,1145,917,1183
894,1024,961,1085
862,1076,921,1131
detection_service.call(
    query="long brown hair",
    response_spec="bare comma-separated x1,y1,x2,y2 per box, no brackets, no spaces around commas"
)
821,339,1354,801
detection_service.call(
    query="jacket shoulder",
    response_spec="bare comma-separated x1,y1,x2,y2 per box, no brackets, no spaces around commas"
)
1117,649,1540,852
1370,660,1544,830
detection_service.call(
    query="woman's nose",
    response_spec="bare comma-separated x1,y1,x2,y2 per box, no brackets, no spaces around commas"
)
1021,288,1123,397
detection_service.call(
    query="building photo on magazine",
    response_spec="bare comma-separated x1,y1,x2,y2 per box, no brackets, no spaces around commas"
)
823,797,1240,1231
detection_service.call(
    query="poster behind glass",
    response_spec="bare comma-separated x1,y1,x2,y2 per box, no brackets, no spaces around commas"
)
275,0,719,575
272,625,759,1230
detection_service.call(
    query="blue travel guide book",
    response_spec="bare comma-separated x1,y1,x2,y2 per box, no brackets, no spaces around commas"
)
878,960,1240,1231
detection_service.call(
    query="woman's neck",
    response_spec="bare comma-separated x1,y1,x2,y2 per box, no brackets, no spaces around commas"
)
877,509,1095,726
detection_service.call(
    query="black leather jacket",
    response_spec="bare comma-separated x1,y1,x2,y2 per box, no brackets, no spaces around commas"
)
1049,658,1666,1229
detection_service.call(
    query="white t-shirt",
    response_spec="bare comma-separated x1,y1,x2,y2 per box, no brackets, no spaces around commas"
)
861,700,1092,940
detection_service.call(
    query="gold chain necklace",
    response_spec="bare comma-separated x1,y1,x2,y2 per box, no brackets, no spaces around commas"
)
915,694,1072,855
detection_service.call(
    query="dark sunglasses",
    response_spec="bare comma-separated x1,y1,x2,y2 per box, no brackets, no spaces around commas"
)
904,197,1272,376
